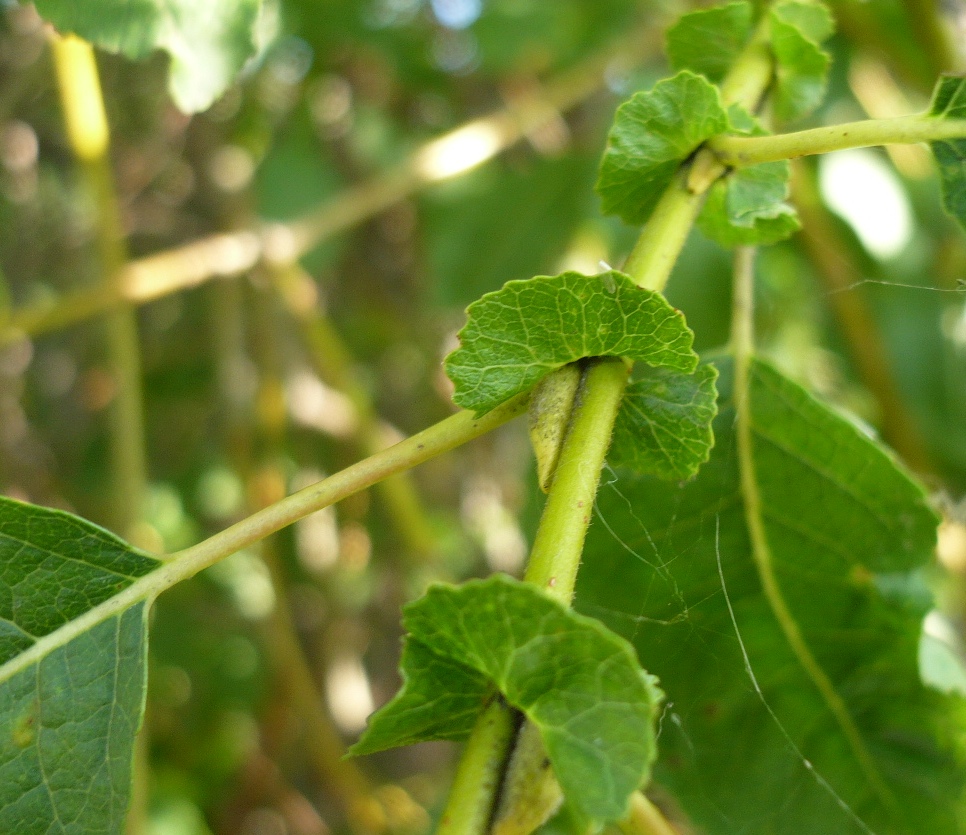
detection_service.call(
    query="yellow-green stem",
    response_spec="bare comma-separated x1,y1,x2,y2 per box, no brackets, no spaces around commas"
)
523,357,630,602
437,700,519,835
617,793,680,835
710,113,966,166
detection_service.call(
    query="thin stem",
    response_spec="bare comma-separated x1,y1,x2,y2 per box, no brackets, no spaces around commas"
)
729,247,895,809
617,793,680,835
0,394,528,688
51,34,149,545
621,170,707,292
709,113,966,167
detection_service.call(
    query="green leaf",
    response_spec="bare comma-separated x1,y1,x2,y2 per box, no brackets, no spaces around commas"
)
665,1,754,84
444,271,698,416
928,75,966,232
32,0,263,112
699,109,800,246
664,1,832,124
352,575,663,823
697,157,800,246
0,497,161,833
609,363,718,481
698,177,800,246
578,357,962,834
596,71,730,226
770,0,834,122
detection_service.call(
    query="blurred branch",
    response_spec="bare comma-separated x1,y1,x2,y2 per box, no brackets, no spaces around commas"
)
51,34,150,544
50,32,152,834
899,0,961,74
793,162,932,473
0,29,655,345
831,1,935,92
272,262,440,565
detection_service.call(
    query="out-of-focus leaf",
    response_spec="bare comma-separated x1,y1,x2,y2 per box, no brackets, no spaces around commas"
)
577,357,962,834
664,1,832,124
698,157,800,246
665,1,754,84
596,71,729,225
698,177,800,246
352,575,663,823
0,497,161,834
929,75,966,232
770,0,834,122
609,363,718,481
32,0,263,112
445,271,697,416
425,154,599,308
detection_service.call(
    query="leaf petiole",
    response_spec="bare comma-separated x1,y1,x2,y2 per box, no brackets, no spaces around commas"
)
709,113,966,166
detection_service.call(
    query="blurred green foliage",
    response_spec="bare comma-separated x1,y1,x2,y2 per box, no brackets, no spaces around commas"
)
1,0,966,833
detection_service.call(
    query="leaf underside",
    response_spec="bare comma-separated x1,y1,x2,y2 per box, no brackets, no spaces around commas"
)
444,271,697,416
609,363,718,481
352,575,663,823
0,497,161,834
929,75,966,233
33,0,263,112
578,357,963,834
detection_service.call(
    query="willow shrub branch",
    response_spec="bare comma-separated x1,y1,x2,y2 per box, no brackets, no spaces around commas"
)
432,14,780,835
709,112,966,166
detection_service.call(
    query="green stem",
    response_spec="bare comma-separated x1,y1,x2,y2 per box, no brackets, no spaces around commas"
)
709,113,966,166
621,172,706,292
0,394,528,688
523,357,630,602
437,701,519,835
729,247,895,810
